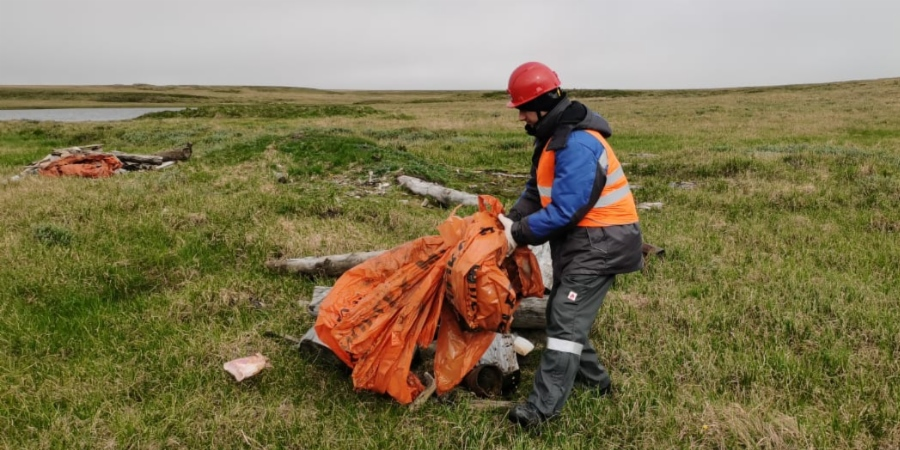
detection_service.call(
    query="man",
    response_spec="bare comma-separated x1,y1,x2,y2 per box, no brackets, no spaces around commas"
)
497,61,644,428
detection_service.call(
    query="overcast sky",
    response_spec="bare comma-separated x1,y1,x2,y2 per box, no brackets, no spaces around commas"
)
1,0,898,90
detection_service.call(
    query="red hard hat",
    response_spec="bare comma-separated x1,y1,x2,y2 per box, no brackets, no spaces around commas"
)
506,62,561,108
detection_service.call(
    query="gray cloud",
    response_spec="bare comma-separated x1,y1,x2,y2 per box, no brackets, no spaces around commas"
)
1,0,898,89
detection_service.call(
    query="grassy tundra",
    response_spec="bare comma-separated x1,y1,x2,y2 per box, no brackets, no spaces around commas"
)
1,80,899,449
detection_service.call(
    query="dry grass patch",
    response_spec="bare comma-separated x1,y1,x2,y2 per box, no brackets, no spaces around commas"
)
697,403,807,449
616,292,652,309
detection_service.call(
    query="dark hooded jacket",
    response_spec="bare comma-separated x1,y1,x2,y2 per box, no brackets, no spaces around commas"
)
507,97,644,280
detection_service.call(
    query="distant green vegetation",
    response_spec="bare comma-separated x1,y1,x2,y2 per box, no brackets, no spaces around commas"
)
0,88,210,104
93,92,211,103
205,130,451,184
568,89,647,98
138,104,379,119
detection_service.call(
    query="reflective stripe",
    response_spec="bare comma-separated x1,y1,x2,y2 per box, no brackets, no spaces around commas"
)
546,337,583,355
598,151,609,172
595,184,632,207
605,166,624,186
540,171,627,206
541,167,622,200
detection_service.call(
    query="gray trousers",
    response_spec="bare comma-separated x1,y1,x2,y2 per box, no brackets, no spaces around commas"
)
527,273,615,419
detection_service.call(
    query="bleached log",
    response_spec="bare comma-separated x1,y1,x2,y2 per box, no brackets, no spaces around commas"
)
397,175,478,206
507,296,546,329
265,250,388,277
154,143,193,161
110,151,164,165
51,144,103,155
283,237,658,289
47,145,179,166
308,285,546,330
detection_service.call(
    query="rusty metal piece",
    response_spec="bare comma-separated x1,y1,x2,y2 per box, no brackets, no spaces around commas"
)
464,364,504,398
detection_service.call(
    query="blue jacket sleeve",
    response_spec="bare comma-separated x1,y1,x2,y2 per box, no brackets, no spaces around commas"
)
512,133,607,245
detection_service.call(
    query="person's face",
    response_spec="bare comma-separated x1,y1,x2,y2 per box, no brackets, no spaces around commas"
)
518,110,540,126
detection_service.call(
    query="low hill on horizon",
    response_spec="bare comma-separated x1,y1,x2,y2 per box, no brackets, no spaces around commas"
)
2,76,899,97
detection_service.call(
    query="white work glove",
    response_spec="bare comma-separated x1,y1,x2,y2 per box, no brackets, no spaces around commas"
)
497,213,517,257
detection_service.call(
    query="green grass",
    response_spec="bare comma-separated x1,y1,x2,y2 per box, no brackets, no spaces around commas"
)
1,80,899,449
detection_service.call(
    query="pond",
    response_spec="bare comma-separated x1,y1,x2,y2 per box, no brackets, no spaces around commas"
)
0,107,185,122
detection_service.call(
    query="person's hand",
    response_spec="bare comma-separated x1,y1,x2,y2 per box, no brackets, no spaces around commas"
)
498,214,517,256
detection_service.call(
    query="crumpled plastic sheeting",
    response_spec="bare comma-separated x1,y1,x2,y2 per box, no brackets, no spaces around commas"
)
314,195,544,404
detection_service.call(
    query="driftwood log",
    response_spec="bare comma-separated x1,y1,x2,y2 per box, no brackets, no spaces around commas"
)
268,247,547,278
269,244,550,285
272,242,660,280
154,142,193,161
51,146,165,165
266,250,388,277
396,175,478,206
20,143,190,177
51,144,103,155
306,285,546,330
111,151,163,165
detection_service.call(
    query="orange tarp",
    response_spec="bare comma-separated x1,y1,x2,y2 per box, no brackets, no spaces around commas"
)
38,154,123,178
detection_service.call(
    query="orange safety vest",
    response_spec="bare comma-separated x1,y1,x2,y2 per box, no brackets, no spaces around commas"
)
536,130,639,227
